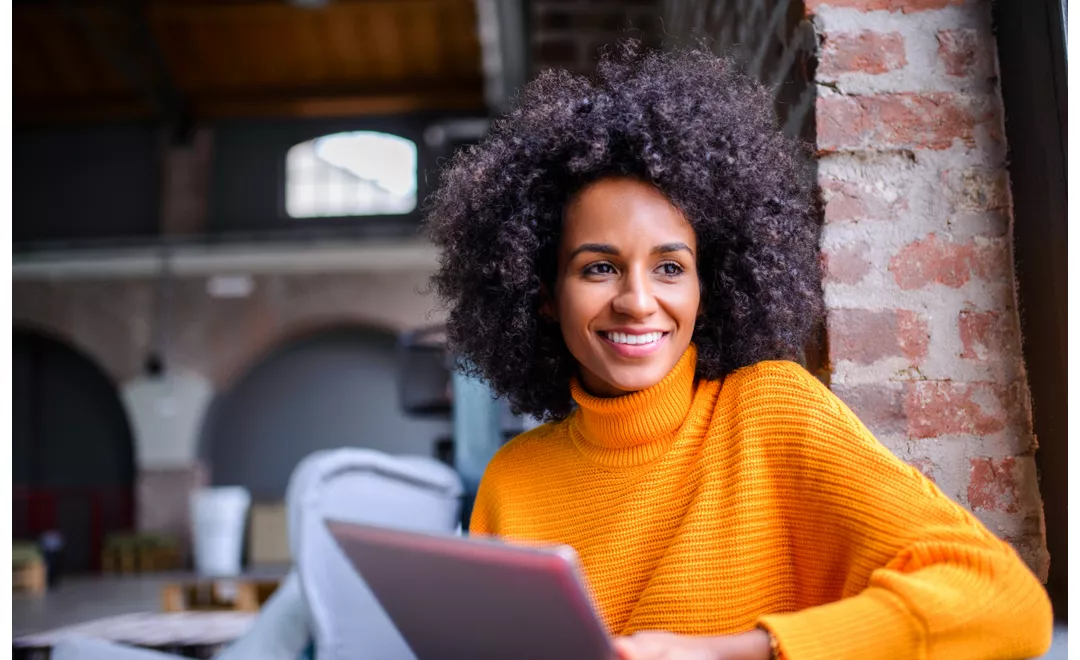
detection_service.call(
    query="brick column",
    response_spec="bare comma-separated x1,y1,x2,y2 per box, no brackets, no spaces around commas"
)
810,0,1047,576
160,127,213,237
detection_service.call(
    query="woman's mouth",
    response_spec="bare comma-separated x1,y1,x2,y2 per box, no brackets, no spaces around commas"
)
598,330,669,357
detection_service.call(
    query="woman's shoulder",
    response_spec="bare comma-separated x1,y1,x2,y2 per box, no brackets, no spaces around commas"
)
710,359,866,438
481,418,574,480
721,359,835,404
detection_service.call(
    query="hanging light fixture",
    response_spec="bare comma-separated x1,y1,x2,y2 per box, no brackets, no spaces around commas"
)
145,244,173,380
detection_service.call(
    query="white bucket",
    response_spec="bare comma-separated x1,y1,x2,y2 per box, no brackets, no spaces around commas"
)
191,486,251,576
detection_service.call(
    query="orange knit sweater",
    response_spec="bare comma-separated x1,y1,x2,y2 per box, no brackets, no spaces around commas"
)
470,345,1052,660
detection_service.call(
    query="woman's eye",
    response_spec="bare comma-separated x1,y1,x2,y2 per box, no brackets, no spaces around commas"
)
658,262,684,276
584,262,616,276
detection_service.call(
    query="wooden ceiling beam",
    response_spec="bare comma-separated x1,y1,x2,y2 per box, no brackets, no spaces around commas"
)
14,97,158,125
15,86,486,125
193,90,485,119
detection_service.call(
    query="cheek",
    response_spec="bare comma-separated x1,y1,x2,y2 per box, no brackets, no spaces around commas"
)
673,283,702,328
557,284,605,336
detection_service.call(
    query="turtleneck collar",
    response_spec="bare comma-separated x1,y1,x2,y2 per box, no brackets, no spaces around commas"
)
568,344,699,468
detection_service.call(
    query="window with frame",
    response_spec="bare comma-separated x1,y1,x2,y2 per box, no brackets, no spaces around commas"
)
285,131,418,218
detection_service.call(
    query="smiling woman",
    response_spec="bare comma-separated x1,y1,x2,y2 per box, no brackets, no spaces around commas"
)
428,44,823,421
424,42,1052,660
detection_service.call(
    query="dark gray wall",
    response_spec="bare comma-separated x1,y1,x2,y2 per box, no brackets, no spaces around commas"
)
14,125,161,245
13,114,470,247
201,327,452,501
13,329,136,572
13,329,135,489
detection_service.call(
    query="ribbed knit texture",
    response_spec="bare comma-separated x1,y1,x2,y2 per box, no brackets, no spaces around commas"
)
470,345,1053,660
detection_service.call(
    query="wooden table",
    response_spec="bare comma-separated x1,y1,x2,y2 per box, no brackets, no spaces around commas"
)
12,611,258,659
160,577,281,613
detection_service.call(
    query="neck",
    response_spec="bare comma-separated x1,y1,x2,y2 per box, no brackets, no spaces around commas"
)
568,345,700,467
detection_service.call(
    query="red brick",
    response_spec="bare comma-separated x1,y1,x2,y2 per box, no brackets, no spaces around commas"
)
968,456,1019,513
829,309,927,365
897,310,929,361
817,93,988,152
831,382,906,436
822,243,872,285
905,381,1011,438
821,178,905,223
819,31,906,77
937,29,980,77
959,310,1013,361
807,0,966,13
888,234,1005,290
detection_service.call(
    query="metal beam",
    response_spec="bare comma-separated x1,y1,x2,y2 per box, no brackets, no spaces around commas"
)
12,239,442,280
120,0,190,141
475,0,529,114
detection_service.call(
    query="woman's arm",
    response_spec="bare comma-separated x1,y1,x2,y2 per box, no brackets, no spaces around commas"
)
754,368,1053,660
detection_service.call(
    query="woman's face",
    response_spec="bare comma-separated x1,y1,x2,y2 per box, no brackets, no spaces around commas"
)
550,177,701,397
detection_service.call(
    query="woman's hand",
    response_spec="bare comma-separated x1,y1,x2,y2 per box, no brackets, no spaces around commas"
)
613,628,772,660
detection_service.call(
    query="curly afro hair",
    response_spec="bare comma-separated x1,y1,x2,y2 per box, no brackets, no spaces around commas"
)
426,42,823,421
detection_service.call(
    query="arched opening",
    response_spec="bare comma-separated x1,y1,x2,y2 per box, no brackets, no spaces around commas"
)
13,327,136,573
200,325,451,501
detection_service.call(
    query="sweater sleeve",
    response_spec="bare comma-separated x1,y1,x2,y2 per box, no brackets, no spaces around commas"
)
754,367,1053,660
468,468,496,536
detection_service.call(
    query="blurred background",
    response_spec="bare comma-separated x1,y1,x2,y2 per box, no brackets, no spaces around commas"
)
10,0,1066,657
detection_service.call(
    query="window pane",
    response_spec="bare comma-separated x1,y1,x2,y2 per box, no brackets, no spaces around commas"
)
285,131,417,218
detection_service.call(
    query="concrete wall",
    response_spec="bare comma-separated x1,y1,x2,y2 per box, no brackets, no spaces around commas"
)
810,0,1047,576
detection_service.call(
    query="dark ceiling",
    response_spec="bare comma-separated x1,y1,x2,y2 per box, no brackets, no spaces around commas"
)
13,0,487,126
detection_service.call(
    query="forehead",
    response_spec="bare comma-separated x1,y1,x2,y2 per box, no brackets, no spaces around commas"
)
561,178,696,249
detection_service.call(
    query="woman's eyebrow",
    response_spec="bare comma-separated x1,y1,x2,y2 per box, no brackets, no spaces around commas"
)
569,243,619,259
653,242,694,256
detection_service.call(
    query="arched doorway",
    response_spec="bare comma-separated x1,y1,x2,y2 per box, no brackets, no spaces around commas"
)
13,328,136,573
201,326,451,501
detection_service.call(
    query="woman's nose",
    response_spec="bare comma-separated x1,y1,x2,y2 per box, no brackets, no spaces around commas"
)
612,272,658,319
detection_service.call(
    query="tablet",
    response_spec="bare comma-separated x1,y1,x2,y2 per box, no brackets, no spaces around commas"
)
326,519,613,660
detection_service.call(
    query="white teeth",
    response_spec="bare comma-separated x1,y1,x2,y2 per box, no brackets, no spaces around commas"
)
604,331,663,345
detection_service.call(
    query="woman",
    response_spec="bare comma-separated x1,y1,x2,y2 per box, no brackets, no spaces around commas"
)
425,43,1052,660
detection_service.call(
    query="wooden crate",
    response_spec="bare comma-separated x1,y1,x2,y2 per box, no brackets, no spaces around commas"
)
13,559,46,594
13,542,46,594
161,578,281,613
101,533,181,574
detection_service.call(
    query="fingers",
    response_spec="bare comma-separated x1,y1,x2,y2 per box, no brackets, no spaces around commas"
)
612,632,681,660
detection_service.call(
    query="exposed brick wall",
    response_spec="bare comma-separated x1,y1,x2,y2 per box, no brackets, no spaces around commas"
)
12,270,442,390
811,0,1047,575
530,0,664,76
14,269,442,547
